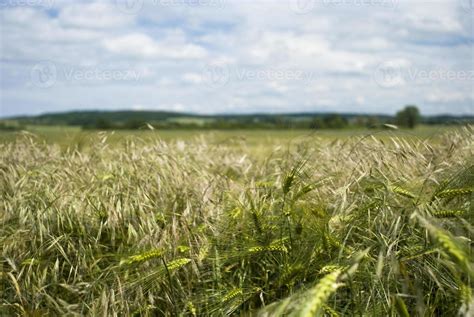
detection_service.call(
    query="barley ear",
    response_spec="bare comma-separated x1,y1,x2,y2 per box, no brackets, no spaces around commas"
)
431,210,464,218
120,249,164,266
436,187,473,199
298,270,342,317
390,185,416,199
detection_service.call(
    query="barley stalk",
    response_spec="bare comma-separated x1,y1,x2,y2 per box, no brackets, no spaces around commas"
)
298,270,342,317
436,187,473,198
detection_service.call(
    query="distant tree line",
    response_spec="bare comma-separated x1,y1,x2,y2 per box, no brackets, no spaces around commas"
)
0,121,25,131
76,105,469,130
82,106,424,130
4,105,473,131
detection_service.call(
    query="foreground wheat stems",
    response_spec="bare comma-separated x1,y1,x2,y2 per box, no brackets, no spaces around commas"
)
299,270,343,317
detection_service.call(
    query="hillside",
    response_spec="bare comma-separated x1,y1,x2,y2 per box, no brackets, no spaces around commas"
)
2,110,473,130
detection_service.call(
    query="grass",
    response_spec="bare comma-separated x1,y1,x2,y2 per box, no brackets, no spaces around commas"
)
0,124,454,154
0,125,473,316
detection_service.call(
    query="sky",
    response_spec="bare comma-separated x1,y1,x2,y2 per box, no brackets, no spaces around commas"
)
0,0,473,117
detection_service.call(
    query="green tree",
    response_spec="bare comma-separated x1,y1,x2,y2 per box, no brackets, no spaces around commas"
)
310,117,325,129
124,119,145,130
395,105,420,129
365,116,380,129
95,118,112,130
324,114,348,129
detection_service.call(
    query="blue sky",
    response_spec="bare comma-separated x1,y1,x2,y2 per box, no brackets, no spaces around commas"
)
0,0,473,117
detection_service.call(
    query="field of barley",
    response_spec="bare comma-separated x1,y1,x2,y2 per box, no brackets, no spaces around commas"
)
1,126,473,316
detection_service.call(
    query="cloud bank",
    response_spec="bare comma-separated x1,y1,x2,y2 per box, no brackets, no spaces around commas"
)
0,0,472,117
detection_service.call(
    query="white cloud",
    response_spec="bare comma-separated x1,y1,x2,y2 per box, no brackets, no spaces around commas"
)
182,73,204,84
58,3,135,29
425,92,472,103
103,33,207,59
267,81,290,93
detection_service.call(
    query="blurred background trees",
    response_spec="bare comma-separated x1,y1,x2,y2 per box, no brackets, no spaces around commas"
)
395,105,420,129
